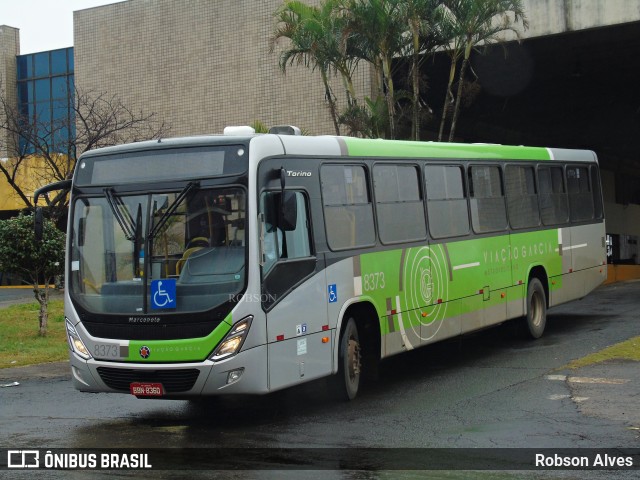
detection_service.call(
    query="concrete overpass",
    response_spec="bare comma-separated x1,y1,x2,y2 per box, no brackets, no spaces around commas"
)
515,0,640,39
414,0,640,268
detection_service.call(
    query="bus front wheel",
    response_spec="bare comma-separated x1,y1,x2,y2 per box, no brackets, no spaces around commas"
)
332,317,361,401
522,278,547,339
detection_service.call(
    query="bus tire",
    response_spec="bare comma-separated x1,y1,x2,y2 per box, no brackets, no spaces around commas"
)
522,278,547,339
332,317,361,401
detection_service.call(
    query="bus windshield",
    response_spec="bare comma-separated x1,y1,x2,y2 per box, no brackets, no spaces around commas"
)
69,186,246,315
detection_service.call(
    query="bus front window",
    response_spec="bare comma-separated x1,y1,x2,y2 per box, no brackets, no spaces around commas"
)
70,187,246,315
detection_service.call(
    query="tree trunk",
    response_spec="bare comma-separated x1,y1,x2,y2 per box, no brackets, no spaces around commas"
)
338,67,358,108
373,57,384,100
321,70,341,136
34,285,50,337
438,60,457,142
448,53,470,142
411,59,420,141
411,22,420,141
381,55,395,140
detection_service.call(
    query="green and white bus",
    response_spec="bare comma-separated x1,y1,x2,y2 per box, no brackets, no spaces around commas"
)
36,126,606,400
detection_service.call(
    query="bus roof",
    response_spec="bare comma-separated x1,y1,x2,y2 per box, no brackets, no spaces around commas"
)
81,132,597,164
298,136,596,163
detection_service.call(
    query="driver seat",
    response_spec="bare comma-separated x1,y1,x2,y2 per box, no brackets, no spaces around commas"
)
175,247,204,275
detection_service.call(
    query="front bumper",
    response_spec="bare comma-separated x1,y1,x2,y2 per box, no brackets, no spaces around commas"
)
69,344,269,397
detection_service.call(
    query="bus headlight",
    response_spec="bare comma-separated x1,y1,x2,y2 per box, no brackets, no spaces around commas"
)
66,319,92,360
211,316,252,361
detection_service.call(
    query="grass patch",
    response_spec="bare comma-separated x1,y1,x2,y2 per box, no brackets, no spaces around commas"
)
564,336,640,370
0,300,67,368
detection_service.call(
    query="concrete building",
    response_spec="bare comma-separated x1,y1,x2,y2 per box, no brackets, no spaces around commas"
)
0,25,20,160
74,0,368,138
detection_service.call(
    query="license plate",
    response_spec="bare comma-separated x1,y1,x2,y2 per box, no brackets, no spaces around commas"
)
130,382,164,397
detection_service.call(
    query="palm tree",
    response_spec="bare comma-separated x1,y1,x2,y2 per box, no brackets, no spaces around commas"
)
271,0,342,135
444,0,528,141
321,1,363,108
400,0,445,140
344,0,406,139
436,4,465,141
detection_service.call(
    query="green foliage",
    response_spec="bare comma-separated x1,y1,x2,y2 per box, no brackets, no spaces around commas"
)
272,0,528,140
339,96,388,138
251,120,270,133
0,214,65,286
250,121,311,136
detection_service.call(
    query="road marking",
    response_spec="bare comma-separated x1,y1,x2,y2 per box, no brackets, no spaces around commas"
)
546,374,629,385
548,394,570,400
548,394,590,402
568,376,629,385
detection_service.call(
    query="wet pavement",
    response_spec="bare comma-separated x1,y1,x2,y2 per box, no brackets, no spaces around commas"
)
1,281,639,478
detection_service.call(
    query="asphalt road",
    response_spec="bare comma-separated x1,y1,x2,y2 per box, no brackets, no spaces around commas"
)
1,281,639,479
0,287,63,309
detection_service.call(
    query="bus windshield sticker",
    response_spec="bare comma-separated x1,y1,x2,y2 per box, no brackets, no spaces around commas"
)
151,279,177,310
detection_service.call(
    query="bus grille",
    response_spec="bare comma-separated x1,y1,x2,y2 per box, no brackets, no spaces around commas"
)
96,367,200,393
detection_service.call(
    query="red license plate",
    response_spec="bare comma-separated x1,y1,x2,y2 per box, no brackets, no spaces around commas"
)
130,382,164,397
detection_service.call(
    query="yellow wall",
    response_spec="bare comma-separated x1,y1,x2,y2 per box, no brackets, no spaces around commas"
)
0,155,69,212
604,265,640,285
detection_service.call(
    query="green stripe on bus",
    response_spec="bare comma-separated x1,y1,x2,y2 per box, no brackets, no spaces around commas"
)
127,314,232,362
341,137,552,161
356,229,562,336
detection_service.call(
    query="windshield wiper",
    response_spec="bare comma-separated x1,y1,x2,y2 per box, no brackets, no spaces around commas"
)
149,181,199,239
133,203,143,278
104,188,136,240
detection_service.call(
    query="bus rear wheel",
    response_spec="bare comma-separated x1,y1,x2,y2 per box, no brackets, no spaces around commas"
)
522,278,547,339
332,317,361,401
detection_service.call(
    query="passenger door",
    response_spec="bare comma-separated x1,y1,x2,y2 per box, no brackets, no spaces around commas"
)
261,191,332,391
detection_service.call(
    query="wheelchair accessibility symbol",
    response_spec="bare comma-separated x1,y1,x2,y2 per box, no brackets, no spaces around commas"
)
151,279,177,309
328,284,337,303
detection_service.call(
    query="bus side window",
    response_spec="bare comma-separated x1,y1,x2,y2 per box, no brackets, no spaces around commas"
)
506,165,540,229
468,165,508,233
425,165,469,239
373,164,426,244
538,166,569,225
591,165,604,220
321,164,375,250
261,191,312,273
567,166,594,222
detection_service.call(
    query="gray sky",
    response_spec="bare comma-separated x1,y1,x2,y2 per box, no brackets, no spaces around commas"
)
0,0,120,55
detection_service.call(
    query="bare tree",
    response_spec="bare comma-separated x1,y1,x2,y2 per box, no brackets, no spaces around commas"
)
0,81,170,214
73,88,170,156
0,88,40,208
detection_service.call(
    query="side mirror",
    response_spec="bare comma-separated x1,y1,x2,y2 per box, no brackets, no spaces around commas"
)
34,207,44,242
279,191,298,231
